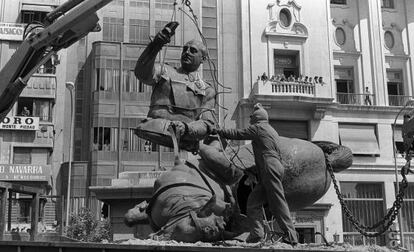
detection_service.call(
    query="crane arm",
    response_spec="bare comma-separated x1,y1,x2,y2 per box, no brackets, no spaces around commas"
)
0,0,112,121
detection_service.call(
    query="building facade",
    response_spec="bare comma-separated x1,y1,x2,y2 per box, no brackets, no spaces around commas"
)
0,0,70,231
234,0,414,249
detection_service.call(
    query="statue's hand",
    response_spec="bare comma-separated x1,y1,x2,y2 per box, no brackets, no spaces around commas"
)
244,171,257,186
153,21,179,46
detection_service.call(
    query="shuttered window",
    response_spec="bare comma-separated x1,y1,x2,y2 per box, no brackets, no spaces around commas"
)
341,182,386,246
397,183,414,251
339,124,380,156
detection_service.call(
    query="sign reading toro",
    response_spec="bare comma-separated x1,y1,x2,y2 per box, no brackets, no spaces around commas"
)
0,164,49,181
0,116,39,130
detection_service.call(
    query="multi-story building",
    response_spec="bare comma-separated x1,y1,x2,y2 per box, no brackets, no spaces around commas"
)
0,0,69,230
234,0,414,249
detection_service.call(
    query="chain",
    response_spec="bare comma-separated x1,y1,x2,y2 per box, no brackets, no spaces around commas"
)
327,162,408,237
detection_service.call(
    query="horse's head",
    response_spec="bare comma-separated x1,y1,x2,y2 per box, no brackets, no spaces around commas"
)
124,201,148,227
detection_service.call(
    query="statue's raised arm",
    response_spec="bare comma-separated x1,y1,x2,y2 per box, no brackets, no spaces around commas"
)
134,22,179,85
134,23,217,152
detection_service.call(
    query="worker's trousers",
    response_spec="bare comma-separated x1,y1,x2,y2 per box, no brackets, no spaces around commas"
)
246,154,298,244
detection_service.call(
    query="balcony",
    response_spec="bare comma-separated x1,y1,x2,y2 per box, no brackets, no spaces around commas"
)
20,74,56,99
336,93,375,106
336,93,413,106
388,95,412,107
251,80,315,97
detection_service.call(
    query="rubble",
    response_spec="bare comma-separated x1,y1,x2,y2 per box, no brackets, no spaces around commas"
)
121,238,402,251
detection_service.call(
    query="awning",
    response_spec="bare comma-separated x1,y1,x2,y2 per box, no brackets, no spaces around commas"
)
393,125,403,142
21,4,54,13
339,124,380,155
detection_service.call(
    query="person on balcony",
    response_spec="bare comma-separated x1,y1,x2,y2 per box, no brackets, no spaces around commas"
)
261,72,268,81
20,106,30,116
364,87,372,105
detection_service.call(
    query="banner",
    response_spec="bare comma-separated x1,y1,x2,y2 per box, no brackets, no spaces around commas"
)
0,23,25,41
0,116,40,130
0,164,50,181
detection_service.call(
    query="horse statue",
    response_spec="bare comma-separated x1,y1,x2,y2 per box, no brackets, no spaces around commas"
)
124,135,352,242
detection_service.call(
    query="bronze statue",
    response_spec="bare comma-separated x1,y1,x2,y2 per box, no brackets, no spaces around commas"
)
134,22,216,153
125,138,352,242
126,23,353,243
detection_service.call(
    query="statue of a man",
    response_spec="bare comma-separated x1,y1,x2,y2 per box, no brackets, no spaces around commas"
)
134,22,216,151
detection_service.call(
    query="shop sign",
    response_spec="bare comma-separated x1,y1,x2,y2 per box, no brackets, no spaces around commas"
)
0,116,39,130
0,23,24,41
0,164,49,181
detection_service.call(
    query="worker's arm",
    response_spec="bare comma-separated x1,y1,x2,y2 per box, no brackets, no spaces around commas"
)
218,125,258,141
135,22,179,85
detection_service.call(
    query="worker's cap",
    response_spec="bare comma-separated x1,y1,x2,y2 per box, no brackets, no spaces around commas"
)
250,103,268,123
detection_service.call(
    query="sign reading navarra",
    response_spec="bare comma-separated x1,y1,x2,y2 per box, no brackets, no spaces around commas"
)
0,164,49,181
0,116,39,130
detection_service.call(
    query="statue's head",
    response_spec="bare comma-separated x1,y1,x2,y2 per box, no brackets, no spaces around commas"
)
158,211,226,242
250,103,268,124
181,40,207,73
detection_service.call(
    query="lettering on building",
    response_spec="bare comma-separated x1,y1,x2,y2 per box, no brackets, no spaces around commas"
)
0,116,39,131
0,23,24,41
0,164,48,181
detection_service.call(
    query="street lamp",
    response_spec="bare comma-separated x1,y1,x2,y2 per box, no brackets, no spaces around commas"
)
65,81,75,228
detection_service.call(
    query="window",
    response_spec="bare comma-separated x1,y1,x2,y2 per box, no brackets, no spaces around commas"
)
103,17,124,42
387,70,404,106
18,199,32,223
120,128,172,152
96,63,120,92
279,8,292,28
17,98,52,122
93,127,118,151
122,70,149,93
21,11,47,23
384,31,394,49
341,182,386,246
33,99,52,122
381,0,394,8
397,183,414,251
129,19,150,44
330,0,346,4
155,0,174,10
335,67,355,104
13,147,32,164
393,125,404,155
130,0,149,8
339,124,380,156
335,27,346,46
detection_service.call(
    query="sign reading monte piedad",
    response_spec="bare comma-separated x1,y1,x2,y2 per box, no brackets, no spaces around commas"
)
0,164,49,181
0,116,40,130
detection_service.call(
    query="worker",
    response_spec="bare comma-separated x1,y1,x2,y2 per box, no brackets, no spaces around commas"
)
216,103,298,245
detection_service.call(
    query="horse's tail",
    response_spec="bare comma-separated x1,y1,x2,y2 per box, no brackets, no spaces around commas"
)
312,141,353,173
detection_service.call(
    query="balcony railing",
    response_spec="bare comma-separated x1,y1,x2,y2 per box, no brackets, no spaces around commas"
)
251,80,315,97
336,93,375,105
388,95,412,107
